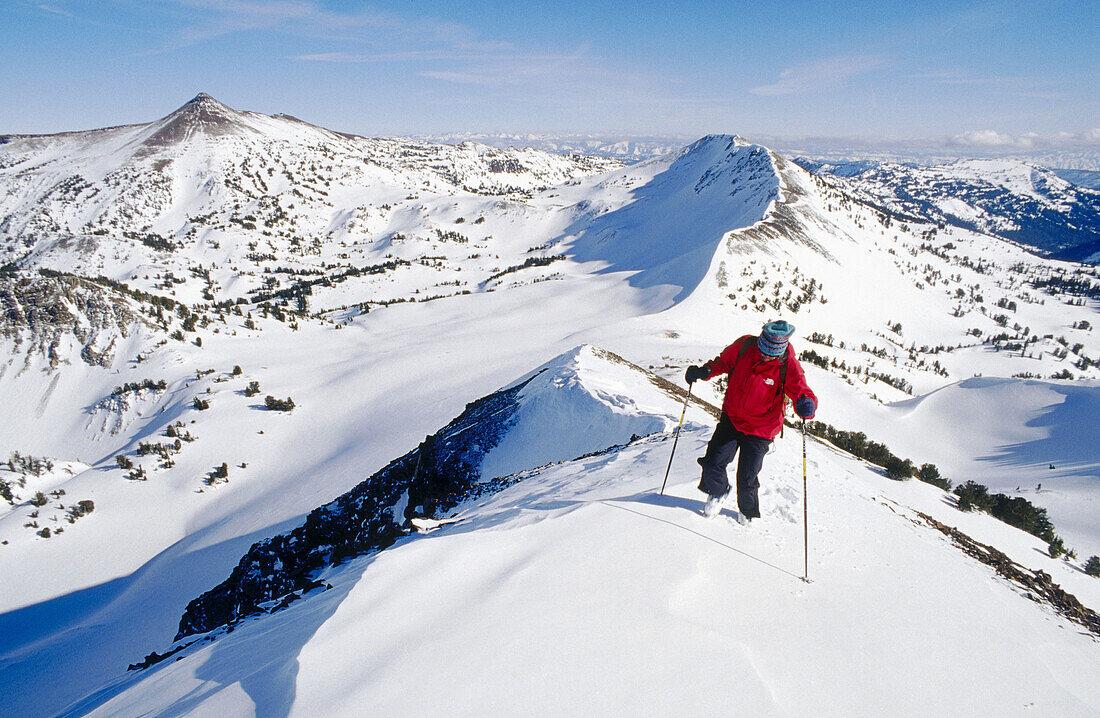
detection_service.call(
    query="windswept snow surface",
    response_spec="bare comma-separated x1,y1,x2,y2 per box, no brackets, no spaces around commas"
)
64,422,1100,717
824,377,1100,555
477,346,683,480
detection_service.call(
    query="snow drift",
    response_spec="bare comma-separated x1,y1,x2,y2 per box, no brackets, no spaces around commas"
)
172,345,714,640
63,389,1100,718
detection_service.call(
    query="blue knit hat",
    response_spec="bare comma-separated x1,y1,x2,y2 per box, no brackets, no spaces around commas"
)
758,320,795,357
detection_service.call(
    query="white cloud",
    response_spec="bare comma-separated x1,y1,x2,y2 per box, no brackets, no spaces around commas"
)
950,130,1020,147
149,0,512,55
35,3,74,17
750,55,886,96
948,129,1100,150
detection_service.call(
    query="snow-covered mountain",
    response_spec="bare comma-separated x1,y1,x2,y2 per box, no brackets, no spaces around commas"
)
2,96,1100,717
797,157,1100,262
0,93,620,306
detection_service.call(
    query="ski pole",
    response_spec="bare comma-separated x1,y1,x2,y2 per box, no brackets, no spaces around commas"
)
801,419,811,583
659,385,693,495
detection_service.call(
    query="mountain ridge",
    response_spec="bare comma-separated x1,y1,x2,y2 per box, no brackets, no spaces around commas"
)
797,156,1100,262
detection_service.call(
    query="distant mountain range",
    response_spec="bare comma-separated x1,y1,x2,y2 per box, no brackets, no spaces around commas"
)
795,157,1100,262
414,131,1100,172
413,132,693,162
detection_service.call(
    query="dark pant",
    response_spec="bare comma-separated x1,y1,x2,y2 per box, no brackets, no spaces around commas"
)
697,414,771,519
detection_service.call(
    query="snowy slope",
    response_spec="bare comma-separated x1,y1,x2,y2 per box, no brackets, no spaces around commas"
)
1054,169,1100,191
811,376,1100,555
170,345,713,642
2,102,1100,718
57,353,1100,717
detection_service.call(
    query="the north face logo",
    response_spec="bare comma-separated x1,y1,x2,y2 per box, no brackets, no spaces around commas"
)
764,378,775,386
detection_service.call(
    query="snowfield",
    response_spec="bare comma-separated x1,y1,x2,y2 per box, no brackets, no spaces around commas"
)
59,370,1100,717
1,96,1099,717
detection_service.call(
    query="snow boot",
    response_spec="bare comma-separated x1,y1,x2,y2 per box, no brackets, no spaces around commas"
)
734,512,753,527
702,492,728,518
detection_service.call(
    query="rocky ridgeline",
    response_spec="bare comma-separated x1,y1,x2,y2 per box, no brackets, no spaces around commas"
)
916,511,1100,637
173,371,546,640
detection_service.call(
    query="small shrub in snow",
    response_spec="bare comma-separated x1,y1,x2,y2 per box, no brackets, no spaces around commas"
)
231,365,242,376
916,463,952,490
1085,557,1100,577
205,463,229,486
955,481,1056,543
803,422,916,479
7,452,54,476
954,481,991,512
67,499,95,523
166,422,195,442
112,379,166,396
799,348,830,369
883,456,914,480
30,491,48,507
992,496,1056,543
1048,537,1066,559
244,380,261,397
115,455,133,469
265,395,295,412
37,527,51,539
193,397,210,411
0,479,12,504
137,441,180,459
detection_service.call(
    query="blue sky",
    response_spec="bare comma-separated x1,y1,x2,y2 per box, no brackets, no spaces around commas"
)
3,0,1097,148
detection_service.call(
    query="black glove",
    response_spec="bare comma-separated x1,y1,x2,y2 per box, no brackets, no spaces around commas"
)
795,396,815,419
685,365,709,385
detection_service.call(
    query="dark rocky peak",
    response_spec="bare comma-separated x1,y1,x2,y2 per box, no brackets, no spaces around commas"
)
669,134,777,188
177,92,236,117
139,93,250,149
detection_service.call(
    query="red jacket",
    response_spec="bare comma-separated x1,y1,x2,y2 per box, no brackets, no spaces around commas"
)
705,335,817,440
